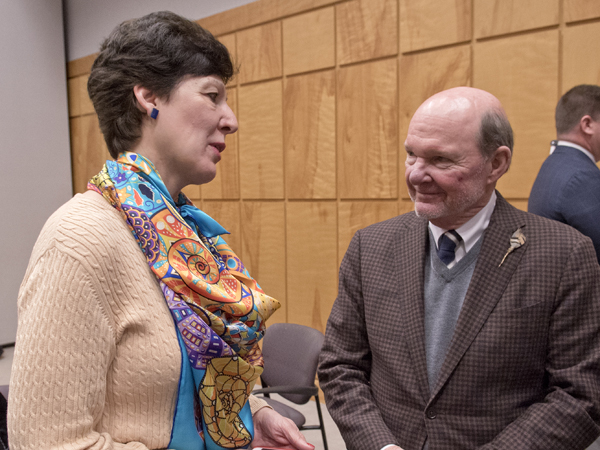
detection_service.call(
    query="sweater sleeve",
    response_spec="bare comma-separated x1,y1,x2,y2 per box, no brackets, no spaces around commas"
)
249,394,270,414
8,246,150,450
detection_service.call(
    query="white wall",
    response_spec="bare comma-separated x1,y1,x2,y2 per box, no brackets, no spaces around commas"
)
64,0,257,61
0,0,73,345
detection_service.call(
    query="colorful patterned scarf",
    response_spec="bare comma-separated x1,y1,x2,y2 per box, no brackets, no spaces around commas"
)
88,152,280,449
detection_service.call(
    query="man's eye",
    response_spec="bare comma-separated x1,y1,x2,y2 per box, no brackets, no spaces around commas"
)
207,93,218,102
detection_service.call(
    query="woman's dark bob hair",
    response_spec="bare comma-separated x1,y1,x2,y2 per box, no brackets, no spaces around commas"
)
87,11,234,158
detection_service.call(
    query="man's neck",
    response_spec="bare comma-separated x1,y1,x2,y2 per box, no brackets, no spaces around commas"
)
557,133,597,161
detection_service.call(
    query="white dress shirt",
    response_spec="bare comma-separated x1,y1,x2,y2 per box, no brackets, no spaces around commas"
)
428,191,497,265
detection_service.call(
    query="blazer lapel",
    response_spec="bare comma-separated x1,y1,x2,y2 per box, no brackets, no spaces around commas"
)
430,194,528,399
395,215,431,403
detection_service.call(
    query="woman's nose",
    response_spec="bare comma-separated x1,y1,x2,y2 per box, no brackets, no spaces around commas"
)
221,104,238,134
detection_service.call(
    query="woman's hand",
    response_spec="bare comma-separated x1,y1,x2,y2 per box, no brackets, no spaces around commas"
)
252,407,315,450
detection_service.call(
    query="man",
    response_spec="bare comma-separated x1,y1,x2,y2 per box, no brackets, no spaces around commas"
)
318,87,600,450
529,84,600,263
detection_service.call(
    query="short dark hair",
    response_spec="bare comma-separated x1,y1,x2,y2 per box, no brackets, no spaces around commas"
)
87,11,234,158
555,84,600,136
477,109,514,159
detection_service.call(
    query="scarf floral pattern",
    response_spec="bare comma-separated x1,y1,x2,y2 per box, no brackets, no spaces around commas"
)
89,152,280,449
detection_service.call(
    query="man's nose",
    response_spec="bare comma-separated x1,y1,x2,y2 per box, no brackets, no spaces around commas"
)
407,161,431,185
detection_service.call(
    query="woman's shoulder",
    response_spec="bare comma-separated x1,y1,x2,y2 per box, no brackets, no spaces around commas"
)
31,190,134,265
48,190,121,228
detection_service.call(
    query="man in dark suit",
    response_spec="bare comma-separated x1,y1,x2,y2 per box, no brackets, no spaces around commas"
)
318,87,600,450
529,84,600,263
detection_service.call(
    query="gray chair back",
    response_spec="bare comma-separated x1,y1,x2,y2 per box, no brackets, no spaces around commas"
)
260,323,324,404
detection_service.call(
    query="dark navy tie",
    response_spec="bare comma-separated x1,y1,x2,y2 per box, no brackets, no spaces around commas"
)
437,230,462,268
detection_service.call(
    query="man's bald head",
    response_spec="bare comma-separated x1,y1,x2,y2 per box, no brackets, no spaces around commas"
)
412,87,513,160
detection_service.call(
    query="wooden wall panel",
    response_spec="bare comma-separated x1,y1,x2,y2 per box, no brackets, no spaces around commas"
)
338,201,398,264
241,202,287,324
563,22,600,91
237,22,282,84
201,200,242,255
198,0,340,36
202,87,240,199
400,0,471,53
283,7,335,76
286,202,338,333
217,33,237,86
70,115,110,194
181,184,201,200
66,0,600,332
508,199,528,212
399,45,472,199
238,80,284,199
67,78,81,117
284,70,336,199
474,0,559,38
474,30,558,199
67,53,96,78
336,0,398,65
68,75,94,117
338,58,398,199
564,0,600,23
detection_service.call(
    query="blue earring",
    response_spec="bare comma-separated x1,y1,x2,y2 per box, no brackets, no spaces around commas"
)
150,108,159,119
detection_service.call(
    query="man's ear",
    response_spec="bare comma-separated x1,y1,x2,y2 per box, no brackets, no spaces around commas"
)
580,115,595,137
488,146,512,183
133,85,158,117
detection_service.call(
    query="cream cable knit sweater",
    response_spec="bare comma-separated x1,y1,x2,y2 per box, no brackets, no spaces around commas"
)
8,191,267,450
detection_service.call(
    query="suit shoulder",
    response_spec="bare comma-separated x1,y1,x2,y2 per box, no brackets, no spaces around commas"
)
512,205,592,244
360,211,423,236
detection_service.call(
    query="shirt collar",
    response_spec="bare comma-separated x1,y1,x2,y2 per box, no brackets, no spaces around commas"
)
429,191,497,254
550,140,595,163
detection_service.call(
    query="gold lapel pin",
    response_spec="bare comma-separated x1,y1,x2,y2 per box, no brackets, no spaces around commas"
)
499,227,526,267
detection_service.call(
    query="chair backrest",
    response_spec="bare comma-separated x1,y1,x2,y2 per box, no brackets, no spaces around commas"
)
260,323,324,405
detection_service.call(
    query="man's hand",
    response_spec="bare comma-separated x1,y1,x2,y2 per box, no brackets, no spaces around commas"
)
252,407,315,450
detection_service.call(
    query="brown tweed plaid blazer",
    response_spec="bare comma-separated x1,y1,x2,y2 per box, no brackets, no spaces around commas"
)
318,193,600,450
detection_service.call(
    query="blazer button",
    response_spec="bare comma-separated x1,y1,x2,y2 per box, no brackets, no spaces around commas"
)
426,409,437,419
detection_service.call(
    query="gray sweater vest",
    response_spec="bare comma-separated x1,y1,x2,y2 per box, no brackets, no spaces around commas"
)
424,231,483,392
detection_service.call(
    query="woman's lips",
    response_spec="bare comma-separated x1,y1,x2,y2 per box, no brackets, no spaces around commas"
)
209,143,226,161
210,143,226,153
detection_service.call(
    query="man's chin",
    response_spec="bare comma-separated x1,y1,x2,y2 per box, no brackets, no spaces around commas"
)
413,202,446,220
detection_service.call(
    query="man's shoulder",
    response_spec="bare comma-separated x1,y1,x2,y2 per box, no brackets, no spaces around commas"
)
360,210,424,236
497,197,592,244
544,145,599,175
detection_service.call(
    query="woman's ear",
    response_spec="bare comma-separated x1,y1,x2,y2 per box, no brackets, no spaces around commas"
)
133,85,158,117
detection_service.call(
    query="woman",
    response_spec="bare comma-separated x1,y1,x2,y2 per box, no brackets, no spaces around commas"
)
8,11,313,450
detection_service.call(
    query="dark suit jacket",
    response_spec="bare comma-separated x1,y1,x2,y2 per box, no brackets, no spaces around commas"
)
318,194,600,450
529,144,600,263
